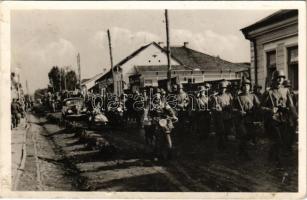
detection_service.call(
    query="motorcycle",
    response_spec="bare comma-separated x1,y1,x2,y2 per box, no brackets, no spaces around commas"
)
151,115,178,161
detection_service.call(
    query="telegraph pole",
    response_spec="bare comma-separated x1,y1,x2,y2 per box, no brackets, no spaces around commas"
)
77,53,81,90
107,29,117,96
165,9,172,92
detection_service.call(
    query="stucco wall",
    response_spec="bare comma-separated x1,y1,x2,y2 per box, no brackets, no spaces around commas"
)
120,44,180,89
250,22,298,90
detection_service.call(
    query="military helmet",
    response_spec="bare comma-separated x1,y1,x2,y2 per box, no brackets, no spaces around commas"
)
199,86,206,92
205,83,211,88
272,70,286,80
155,88,161,94
219,81,228,88
241,79,251,86
160,88,166,95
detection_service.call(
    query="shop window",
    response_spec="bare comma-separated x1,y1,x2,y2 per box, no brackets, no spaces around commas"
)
287,46,298,90
266,50,276,86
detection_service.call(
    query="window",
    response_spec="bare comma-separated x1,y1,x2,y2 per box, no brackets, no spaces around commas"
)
266,50,276,85
287,46,298,90
144,79,152,85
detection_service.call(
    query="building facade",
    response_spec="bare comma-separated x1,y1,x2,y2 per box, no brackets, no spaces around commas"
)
93,42,249,93
241,10,298,91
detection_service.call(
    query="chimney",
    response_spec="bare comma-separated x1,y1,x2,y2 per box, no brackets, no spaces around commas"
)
183,42,189,48
157,42,164,46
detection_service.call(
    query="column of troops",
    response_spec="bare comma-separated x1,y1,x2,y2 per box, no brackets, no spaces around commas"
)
110,70,298,164
76,69,298,164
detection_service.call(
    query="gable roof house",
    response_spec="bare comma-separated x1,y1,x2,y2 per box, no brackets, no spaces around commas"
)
91,41,249,93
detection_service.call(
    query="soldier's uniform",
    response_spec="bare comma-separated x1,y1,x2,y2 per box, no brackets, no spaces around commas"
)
11,99,19,128
149,90,178,159
174,84,190,134
196,84,211,139
283,79,298,151
233,79,261,159
262,70,297,163
209,81,233,149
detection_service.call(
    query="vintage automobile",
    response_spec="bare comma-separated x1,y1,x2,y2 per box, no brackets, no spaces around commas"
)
61,97,88,128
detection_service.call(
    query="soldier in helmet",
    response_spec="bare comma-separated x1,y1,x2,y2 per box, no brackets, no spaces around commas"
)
174,84,190,134
233,79,261,159
149,88,178,160
262,70,297,164
209,80,233,150
196,84,211,139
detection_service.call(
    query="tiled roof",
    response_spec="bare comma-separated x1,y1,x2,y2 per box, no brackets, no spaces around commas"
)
135,65,191,73
169,46,249,72
241,10,298,34
96,42,249,83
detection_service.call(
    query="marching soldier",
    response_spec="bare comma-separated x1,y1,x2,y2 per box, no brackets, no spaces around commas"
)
233,79,261,159
261,70,297,164
196,84,211,140
174,84,190,134
209,80,233,150
175,84,190,111
283,79,298,111
253,84,263,101
283,79,298,152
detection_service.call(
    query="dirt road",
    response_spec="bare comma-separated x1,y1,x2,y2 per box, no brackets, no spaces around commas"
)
15,113,298,192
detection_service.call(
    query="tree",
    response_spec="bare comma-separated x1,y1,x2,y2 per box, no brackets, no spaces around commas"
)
48,66,78,92
66,70,78,90
48,66,61,92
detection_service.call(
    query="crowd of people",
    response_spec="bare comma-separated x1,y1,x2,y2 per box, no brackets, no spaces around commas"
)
11,97,33,129
26,69,298,164
98,69,298,163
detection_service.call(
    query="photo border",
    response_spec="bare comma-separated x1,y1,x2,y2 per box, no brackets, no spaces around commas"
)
0,1,306,199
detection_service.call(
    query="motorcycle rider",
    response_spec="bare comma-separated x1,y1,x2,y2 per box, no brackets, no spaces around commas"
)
149,88,178,160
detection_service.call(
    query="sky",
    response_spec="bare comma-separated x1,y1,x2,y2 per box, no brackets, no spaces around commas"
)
11,9,277,94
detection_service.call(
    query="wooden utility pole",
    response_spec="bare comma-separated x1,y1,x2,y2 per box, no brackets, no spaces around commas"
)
107,29,117,96
77,53,81,90
165,9,172,92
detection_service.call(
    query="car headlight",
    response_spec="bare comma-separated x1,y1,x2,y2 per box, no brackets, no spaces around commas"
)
67,110,73,114
82,108,87,112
